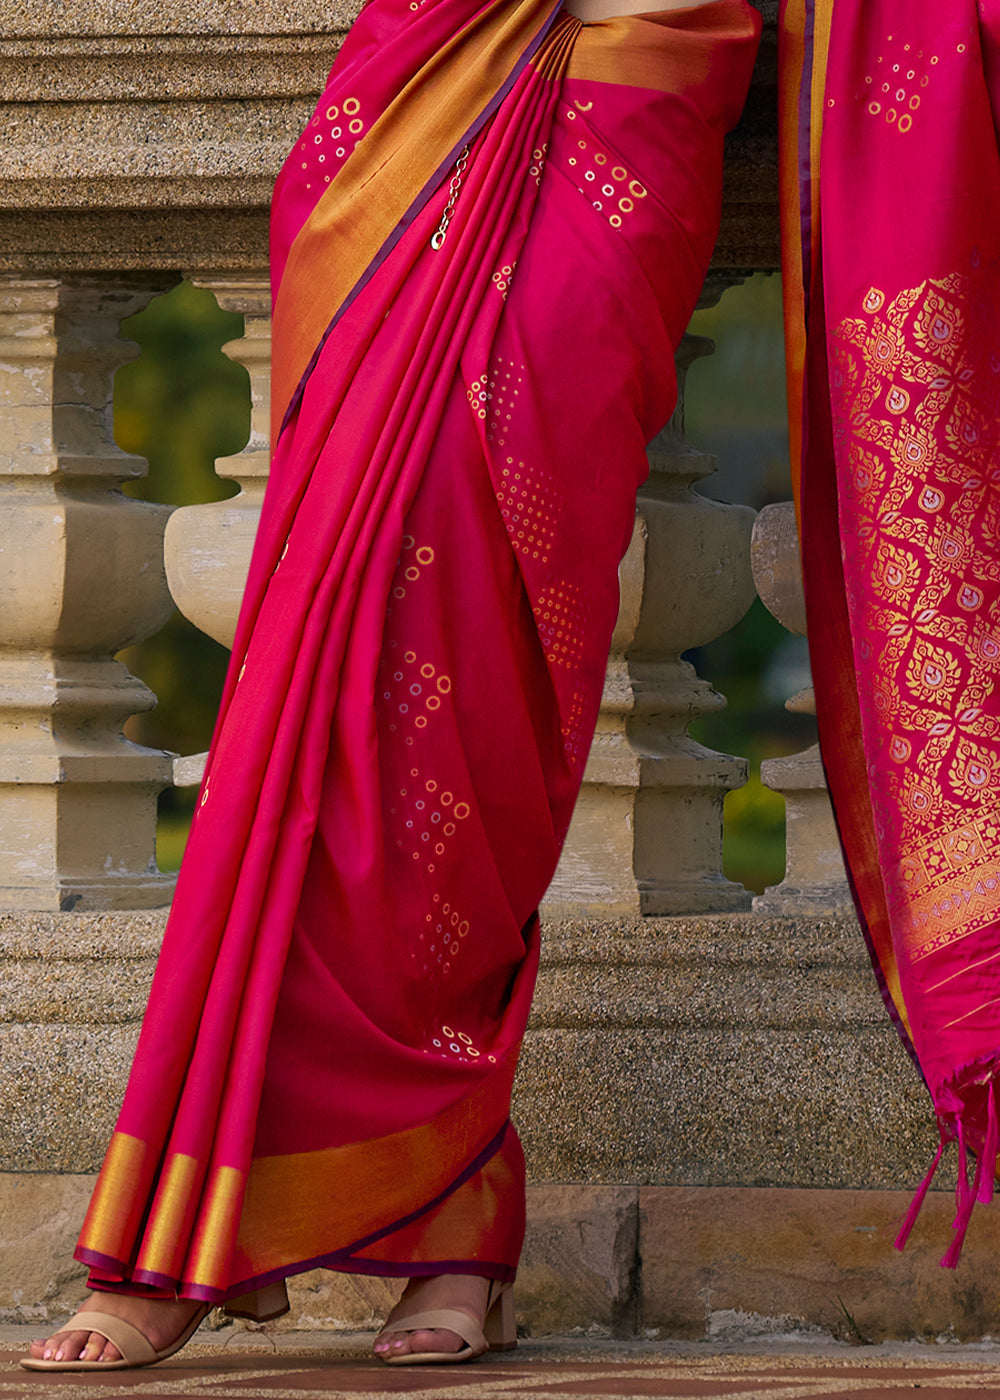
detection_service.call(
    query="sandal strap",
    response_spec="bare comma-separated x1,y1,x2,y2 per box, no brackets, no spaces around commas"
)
380,1307,486,1353
60,1311,157,1365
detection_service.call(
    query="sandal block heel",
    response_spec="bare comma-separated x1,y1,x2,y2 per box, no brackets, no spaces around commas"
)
483,1281,516,1352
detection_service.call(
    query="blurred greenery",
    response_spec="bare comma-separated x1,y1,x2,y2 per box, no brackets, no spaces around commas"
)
114,273,803,891
115,280,249,870
684,273,811,894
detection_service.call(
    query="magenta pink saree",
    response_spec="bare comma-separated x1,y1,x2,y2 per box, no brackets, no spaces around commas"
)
77,0,759,1302
783,0,1000,1262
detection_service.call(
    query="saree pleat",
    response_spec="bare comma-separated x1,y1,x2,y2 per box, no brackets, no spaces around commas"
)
783,0,1000,1261
79,0,759,1301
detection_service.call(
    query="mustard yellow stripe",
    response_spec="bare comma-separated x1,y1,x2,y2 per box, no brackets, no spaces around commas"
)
350,1129,520,1263
78,1131,153,1263
272,0,557,434
135,1152,202,1281
186,1165,246,1294
232,1060,516,1283
567,1,754,92
809,0,834,266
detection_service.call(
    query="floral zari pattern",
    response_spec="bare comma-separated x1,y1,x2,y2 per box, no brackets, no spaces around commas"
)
833,264,1000,962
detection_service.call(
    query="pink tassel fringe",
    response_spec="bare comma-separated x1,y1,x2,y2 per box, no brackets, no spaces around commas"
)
894,1137,946,1253
977,1082,998,1207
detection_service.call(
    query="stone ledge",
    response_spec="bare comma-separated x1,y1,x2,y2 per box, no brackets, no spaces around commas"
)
0,911,942,1185
0,909,166,962
0,2,359,37
2,1177,991,1343
0,210,272,274
0,37,343,102
516,912,942,1191
0,3,780,272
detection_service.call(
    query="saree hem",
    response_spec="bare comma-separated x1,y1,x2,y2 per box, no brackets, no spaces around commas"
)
89,1259,517,1307
81,1119,518,1302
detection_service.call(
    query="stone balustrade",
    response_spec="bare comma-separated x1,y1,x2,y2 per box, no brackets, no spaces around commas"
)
1,0,984,1351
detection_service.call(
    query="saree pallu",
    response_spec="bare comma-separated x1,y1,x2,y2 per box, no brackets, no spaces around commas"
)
782,0,1000,1263
77,0,759,1303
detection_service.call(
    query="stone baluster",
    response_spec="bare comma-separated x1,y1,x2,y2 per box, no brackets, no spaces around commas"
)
0,276,177,910
543,324,757,918
751,500,851,913
163,275,272,788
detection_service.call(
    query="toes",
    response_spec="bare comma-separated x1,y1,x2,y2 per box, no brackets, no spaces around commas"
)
45,1329,88,1363
32,1328,121,1364
79,1332,121,1364
375,1327,463,1358
413,1327,463,1355
374,1330,406,1357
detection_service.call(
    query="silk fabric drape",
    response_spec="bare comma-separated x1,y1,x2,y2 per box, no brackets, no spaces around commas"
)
78,0,759,1302
783,0,1000,1262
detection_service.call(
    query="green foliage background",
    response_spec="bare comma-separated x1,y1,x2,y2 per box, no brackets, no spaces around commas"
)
114,274,805,889
115,281,249,869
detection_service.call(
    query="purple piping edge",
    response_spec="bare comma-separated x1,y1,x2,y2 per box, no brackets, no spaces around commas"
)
79,1120,514,1304
797,0,817,316
277,0,566,443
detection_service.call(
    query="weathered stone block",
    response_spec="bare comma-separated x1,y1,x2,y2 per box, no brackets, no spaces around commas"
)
518,1185,639,1338
639,1185,1000,1344
0,2,780,274
0,1173,91,1323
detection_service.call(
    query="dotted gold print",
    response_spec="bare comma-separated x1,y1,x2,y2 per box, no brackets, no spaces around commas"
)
561,688,590,769
853,28,973,135
389,762,478,984
422,892,473,979
563,102,646,231
300,93,368,188
528,142,548,189
468,354,523,446
491,261,518,301
382,645,453,741
389,762,469,867
494,456,559,566
533,579,588,669
390,534,436,604
428,1022,496,1064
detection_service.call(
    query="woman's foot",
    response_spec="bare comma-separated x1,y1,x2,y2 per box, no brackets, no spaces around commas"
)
373,1274,491,1361
27,1292,204,1365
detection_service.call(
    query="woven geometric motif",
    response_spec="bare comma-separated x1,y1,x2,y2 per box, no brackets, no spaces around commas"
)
559,96,650,235
833,264,1000,957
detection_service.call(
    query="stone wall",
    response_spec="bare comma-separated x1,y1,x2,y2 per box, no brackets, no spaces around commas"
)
1,0,779,275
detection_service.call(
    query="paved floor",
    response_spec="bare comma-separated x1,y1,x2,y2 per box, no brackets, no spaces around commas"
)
5,1330,1000,1400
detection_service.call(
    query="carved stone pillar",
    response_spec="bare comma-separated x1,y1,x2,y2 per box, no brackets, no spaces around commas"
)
543,333,757,917
164,276,271,652
163,276,271,787
751,501,851,914
0,277,176,910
